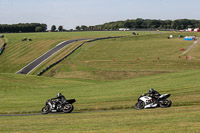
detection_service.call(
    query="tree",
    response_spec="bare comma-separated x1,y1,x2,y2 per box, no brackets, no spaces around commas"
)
58,25,63,32
135,18,144,28
80,25,88,30
35,26,43,32
51,25,56,32
76,26,80,31
41,24,47,31
124,20,133,28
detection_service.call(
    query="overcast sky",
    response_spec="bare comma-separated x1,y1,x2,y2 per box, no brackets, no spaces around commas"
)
0,0,200,29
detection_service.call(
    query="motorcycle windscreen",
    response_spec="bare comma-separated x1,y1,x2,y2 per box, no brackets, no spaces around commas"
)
66,99,76,104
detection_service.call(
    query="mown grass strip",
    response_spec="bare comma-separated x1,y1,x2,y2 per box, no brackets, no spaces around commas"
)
0,106,200,133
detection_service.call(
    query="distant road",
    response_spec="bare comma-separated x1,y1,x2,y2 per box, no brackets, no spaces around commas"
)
16,38,89,74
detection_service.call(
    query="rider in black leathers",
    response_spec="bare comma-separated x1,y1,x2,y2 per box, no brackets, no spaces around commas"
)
143,88,161,103
51,93,67,106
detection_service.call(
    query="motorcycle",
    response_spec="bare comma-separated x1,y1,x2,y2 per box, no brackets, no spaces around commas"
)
134,94,172,109
41,98,76,114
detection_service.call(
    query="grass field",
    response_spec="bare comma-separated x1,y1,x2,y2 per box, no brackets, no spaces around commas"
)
0,31,200,132
1,68,200,114
0,31,134,73
0,69,200,132
1,106,200,133
44,32,200,80
0,38,3,46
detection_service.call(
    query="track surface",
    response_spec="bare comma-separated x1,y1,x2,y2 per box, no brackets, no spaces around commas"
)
16,38,90,74
0,109,131,117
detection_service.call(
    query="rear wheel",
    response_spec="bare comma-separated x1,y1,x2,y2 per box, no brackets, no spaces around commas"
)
159,99,172,108
63,104,74,113
41,105,50,114
134,101,145,110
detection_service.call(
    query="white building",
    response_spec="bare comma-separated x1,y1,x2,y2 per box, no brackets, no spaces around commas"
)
187,28,193,32
194,28,200,32
119,28,130,31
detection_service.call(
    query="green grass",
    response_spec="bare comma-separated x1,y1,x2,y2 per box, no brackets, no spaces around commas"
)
0,31,135,73
0,69,200,132
1,69,200,114
0,107,200,133
29,40,87,75
0,38,3,47
1,31,200,132
45,32,200,80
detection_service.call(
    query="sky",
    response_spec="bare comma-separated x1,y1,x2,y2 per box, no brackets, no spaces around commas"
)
0,0,200,29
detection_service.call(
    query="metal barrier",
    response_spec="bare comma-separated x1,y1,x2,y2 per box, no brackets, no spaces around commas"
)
0,43,7,55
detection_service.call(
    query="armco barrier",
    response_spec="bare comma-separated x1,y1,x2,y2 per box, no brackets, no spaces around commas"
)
37,36,126,76
0,43,6,55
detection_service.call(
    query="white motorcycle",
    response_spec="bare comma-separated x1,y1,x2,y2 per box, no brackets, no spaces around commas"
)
134,94,172,109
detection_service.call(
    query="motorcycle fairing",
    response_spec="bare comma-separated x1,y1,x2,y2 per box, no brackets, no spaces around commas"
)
144,103,157,108
139,96,156,108
159,94,170,99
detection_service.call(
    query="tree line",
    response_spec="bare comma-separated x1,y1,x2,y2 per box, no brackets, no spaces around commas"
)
1,19,200,32
0,23,47,33
75,18,200,31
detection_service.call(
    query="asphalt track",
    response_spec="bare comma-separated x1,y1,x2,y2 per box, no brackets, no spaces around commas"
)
16,38,90,74
0,109,131,117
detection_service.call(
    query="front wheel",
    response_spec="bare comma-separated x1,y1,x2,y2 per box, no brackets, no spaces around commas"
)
159,99,172,108
41,105,50,114
134,101,145,110
63,104,74,113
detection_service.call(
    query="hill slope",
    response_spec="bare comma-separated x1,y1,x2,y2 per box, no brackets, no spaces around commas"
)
0,31,132,74
45,32,200,80
1,31,200,132
0,69,200,114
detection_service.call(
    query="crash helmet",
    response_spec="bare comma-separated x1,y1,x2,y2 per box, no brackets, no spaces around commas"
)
149,88,155,93
57,93,62,97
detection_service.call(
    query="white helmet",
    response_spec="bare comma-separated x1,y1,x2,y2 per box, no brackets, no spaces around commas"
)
57,93,62,97
149,88,155,93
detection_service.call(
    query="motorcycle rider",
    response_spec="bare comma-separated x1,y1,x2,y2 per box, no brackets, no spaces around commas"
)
143,88,161,103
51,93,67,108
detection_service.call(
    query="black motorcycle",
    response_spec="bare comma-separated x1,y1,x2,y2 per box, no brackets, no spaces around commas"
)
41,98,76,114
